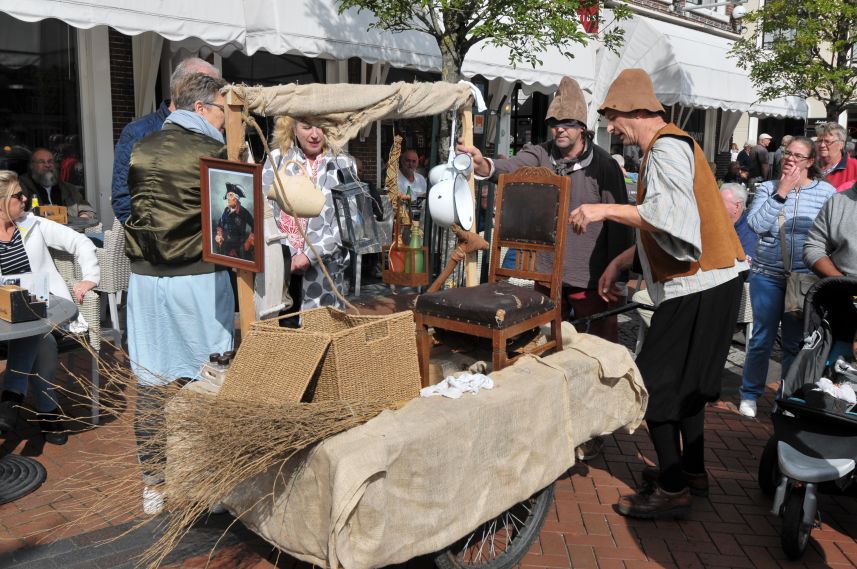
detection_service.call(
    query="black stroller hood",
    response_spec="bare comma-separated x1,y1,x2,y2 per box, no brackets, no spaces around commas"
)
779,276,857,422
800,276,857,337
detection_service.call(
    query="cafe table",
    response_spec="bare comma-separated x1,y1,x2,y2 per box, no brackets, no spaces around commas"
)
0,295,76,505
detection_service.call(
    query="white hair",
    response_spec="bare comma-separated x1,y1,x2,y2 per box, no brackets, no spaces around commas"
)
170,57,221,100
720,183,748,213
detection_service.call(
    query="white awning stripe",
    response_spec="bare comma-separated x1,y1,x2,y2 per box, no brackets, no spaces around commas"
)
0,0,246,46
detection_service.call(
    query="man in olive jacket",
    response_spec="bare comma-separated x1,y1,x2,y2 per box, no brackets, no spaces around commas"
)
124,72,234,516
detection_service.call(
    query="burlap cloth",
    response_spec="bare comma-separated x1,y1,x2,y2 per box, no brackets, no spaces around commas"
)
181,328,646,569
227,82,474,150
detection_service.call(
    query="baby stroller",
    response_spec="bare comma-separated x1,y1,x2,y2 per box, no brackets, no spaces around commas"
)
757,276,857,560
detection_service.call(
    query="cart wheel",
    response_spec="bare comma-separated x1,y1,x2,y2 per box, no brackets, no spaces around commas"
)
781,486,811,560
758,435,780,496
434,482,555,569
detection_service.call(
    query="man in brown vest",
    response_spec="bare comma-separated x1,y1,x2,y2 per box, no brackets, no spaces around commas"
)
569,69,747,519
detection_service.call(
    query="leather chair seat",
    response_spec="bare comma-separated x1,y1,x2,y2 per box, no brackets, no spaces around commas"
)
415,280,554,329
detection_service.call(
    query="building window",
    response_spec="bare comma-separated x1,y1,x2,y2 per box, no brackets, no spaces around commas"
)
761,27,796,48
0,14,84,185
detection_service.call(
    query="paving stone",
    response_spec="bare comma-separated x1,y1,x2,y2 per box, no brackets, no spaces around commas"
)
4,310,857,568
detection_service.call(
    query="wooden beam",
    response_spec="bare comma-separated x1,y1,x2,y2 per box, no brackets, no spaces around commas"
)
461,106,478,287
224,91,255,338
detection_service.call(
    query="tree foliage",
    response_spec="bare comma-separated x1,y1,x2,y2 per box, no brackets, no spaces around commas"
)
730,0,857,121
337,0,630,82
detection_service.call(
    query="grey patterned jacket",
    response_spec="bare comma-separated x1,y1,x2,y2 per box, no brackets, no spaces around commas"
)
262,147,355,310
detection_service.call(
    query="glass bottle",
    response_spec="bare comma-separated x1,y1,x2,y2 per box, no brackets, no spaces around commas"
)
405,221,424,273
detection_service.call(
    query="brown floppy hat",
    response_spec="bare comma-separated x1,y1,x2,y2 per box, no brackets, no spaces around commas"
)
597,68,665,115
546,76,587,125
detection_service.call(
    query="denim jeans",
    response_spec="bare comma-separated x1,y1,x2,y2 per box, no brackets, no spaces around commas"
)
740,271,802,401
3,332,59,412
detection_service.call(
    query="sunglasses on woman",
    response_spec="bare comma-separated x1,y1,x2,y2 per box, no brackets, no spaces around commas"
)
10,190,26,201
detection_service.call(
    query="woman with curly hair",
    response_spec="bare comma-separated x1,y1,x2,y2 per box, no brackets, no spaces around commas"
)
262,117,356,311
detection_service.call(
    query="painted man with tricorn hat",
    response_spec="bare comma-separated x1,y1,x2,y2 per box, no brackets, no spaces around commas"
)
215,182,255,260
569,69,748,519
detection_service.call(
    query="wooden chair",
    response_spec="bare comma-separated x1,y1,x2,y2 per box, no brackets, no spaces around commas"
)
413,167,570,383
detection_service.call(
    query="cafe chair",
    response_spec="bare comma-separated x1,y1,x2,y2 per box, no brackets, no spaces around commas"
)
95,218,131,337
413,167,570,383
49,248,102,425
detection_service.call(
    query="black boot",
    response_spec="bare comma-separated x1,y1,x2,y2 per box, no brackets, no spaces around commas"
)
0,391,23,433
38,408,68,445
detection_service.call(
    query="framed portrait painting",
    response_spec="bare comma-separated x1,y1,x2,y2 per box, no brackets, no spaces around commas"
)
200,157,264,272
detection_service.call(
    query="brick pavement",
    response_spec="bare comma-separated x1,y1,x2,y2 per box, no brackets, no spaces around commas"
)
1,293,856,568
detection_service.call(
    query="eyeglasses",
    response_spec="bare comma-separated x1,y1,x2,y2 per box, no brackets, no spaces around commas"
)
549,121,583,131
10,190,25,201
205,102,225,112
817,138,842,147
33,159,55,166
783,150,810,160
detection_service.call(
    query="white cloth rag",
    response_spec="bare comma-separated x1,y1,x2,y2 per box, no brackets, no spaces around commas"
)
814,377,857,405
420,372,494,399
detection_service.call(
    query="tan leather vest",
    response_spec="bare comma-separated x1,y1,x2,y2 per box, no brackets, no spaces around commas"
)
637,123,745,282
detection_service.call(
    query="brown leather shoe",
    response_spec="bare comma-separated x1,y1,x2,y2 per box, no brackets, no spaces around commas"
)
640,466,709,497
616,486,691,519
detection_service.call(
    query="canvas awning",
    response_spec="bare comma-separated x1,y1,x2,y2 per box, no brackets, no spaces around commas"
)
2,0,593,96
587,15,807,127
241,0,596,94
0,0,246,49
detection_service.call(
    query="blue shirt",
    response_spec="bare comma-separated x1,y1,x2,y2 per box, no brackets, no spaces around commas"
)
734,212,758,261
111,101,171,223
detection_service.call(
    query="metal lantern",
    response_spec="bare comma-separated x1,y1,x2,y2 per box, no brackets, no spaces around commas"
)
331,167,382,255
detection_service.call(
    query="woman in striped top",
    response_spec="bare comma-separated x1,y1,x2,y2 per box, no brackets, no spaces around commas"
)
0,170,100,445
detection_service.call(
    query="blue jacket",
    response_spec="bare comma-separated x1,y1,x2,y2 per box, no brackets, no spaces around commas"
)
747,179,836,275
111,101,170,223
733,211,758,260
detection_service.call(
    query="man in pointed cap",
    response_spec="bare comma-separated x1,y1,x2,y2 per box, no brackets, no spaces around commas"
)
569,69,747,519
215,182,255,259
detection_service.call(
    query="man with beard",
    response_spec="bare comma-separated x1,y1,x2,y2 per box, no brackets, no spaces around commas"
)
20,148,97,220
397,149,427,200
215,183,255,260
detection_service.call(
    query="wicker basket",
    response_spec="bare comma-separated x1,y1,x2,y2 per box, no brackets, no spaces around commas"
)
219,307,421,404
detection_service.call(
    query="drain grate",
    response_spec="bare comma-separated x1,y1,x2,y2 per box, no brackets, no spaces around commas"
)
0,454,47,505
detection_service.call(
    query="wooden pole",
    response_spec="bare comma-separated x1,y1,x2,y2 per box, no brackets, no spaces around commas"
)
224,90,255,338
461,106,478,287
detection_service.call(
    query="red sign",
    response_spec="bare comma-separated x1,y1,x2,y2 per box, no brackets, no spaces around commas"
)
578,3,599,33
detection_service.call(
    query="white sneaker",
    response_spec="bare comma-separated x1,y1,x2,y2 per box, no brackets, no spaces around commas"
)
143,486,165,515
739,399,757,418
